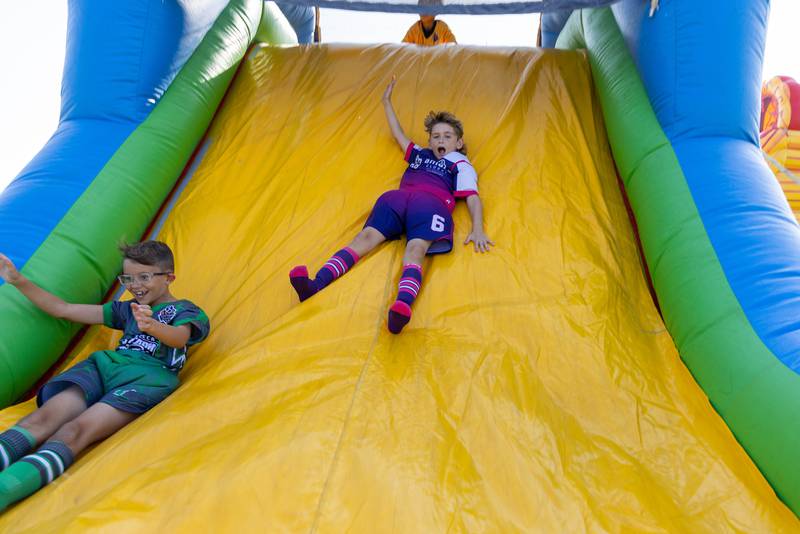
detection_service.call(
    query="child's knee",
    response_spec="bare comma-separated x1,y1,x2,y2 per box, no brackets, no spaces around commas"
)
354,227,383,248
405,239,430,258
361,227,381,240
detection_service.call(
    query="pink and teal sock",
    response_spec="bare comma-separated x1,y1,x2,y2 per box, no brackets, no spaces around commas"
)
290,247,360,301
0,440,74,511
0,426,35,471
388,264,423,334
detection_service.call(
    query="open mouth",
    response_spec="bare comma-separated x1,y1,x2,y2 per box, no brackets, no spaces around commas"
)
132,290,148,301
437,147,446,156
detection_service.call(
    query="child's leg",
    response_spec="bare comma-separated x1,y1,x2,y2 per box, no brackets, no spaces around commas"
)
0,402,137,511
388,238,431,334
291,190,406,302
388,192,453,333
348,227,388,259
290,227,386,301
0,386,87,472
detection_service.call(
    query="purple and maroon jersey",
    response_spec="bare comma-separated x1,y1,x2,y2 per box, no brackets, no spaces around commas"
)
400,142,478,212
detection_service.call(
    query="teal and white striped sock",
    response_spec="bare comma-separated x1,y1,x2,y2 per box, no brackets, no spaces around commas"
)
0,426,36,471
0,441,74,511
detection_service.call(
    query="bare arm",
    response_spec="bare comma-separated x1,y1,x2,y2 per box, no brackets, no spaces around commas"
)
131,303,192,349
0,253,104,324
464,195,495,253
382,76,411,152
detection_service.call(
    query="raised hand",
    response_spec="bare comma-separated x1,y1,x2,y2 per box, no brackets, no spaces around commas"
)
383,75,397,103
382,75,410,151
131,302,156,333
0,253,22,284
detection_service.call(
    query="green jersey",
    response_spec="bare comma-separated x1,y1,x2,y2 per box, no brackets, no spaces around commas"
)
102,299,210,371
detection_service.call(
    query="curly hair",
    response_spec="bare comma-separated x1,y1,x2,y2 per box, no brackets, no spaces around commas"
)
424,111,467,155
119,240,175,271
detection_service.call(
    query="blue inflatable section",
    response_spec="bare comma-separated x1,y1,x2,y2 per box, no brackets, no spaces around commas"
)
580,0,800,372
547,1,800,371
540,9,571,47
607,0,800,372
275,1,316,43
0,0,229,282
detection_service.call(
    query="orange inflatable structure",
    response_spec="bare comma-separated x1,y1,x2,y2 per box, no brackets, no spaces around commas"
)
760,76,800,218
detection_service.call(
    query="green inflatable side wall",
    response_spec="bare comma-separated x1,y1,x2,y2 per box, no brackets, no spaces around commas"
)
558,7,800,515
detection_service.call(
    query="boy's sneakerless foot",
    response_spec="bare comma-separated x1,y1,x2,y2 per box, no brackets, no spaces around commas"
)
388,300,412,334
290,266,318,302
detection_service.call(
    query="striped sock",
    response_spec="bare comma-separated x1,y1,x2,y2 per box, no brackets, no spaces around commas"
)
20,441,74,487
388,264,423,334
396,264,423,306
290,248,360,302
0,426,36,471
314,248,360,290
0,441,74,511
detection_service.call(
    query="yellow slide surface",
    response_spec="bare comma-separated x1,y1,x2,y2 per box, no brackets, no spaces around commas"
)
1,45,796,532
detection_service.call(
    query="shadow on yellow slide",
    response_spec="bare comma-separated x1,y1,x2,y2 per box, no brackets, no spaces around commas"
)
1,45,795,531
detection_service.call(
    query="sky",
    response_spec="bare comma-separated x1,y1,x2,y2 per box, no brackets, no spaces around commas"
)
0,2,798,194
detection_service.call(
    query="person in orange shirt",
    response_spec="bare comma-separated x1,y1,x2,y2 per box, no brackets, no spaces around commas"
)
402,0,457,46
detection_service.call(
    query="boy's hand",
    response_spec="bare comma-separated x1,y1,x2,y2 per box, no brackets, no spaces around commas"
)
131,303,156,333
382,75,410,151
0,253,22,284
383,75,397,103
464,231,495,253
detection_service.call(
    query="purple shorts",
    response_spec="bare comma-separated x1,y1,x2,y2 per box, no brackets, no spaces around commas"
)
365,189,454,254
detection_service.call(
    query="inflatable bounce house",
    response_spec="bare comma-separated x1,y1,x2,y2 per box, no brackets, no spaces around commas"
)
0,0,799,530
761,76,800,220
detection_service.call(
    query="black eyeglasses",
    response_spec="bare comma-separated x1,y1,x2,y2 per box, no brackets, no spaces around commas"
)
117,272,172,286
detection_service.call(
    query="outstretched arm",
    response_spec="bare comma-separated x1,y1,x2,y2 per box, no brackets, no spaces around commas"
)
0,253,103,324
131,303,192,348
383,76,411,152
464,195,495,253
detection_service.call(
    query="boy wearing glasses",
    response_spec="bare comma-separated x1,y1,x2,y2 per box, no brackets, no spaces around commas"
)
0,240,209,511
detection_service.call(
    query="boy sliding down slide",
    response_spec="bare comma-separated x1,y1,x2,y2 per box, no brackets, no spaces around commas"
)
290,75,493,334
0,241,209,512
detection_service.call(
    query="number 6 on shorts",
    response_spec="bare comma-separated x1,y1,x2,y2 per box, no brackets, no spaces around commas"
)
431,214,446,232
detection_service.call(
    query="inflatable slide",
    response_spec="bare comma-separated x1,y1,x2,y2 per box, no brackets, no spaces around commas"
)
0,0,798,530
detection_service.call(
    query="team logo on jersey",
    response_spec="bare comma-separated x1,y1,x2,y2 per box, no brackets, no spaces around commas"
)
423,157,447,171
411,154,423,169
119,334,159,355
158,305,177,324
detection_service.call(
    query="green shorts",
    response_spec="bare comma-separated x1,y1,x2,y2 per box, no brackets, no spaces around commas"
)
37,350,180,414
